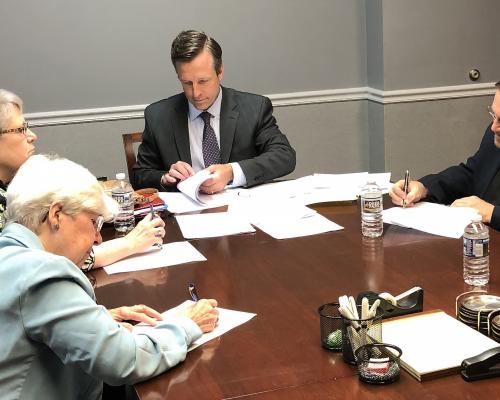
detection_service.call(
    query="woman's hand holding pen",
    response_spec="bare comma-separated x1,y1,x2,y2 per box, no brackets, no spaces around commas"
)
389,180,428,207
182,299,219,333
123,213,165,252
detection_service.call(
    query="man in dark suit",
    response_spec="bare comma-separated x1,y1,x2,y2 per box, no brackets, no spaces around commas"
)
390,81,500,230
132,30,296,193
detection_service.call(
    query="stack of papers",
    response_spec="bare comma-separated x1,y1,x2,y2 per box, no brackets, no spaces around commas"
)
161,170,233,214
235,172,392,205
161,171,392,240
228,196,342,239
383,202,479,238
177,169,218,205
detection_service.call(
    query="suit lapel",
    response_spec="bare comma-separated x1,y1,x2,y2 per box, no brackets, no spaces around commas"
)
219,87,239,164
173,99,192,164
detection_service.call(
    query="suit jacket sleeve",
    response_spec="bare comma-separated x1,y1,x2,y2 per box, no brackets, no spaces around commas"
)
22,257,202,386
490,207,500,231
418,126,500,231
419,130,487,205
237,96,296,187
131,110,166,190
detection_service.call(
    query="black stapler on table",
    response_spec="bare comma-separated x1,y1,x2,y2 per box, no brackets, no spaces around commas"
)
461,347,500,381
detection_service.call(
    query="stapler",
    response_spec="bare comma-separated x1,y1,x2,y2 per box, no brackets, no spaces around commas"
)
461,347,500,381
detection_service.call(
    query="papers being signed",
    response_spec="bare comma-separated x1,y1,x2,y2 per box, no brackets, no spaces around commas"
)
133,300,256,352
383,202,478,238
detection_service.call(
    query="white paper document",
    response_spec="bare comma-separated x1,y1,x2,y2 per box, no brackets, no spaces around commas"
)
382,202,478,238
253,213,344,239
177,169,214,205
228,194,316,224
159,190,233,214
235,177,312,202
133,300,257,352
162,172,392,213
103,241,206,274
176,212,256,239
237,172,391,205
305,172,392,203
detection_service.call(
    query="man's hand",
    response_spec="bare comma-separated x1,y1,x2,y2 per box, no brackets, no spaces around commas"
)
389,180,428,207
108,304,163,331
451,196,494,223
161,161,195,186
199,164,233,194
181,299,219,333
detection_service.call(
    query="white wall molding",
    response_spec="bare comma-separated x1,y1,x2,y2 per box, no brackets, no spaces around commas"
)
366,83,495,104
27,83,496,127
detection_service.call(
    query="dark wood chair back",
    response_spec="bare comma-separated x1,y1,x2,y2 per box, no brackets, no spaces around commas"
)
122,132,143,179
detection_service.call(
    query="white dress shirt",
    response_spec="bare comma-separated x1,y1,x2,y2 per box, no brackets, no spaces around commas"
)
187,88,246,187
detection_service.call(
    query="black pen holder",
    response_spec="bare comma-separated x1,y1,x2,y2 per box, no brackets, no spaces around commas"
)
318,302,343,351
355,343,402,384
341,309,383,365
356,288,423,319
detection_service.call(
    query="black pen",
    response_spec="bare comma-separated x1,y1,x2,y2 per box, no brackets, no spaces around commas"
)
188,283,199,302
149,204,163,249
403,170,410,208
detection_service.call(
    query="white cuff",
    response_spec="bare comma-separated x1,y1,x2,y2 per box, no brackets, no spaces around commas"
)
228,162,247,188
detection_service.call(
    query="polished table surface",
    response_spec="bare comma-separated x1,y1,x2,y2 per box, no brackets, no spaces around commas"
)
90,201,500,399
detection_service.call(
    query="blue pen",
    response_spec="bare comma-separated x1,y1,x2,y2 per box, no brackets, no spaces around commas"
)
149,204,163,249
188,283,199,301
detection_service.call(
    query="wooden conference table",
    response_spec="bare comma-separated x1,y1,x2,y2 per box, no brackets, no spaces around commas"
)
90,200,500,399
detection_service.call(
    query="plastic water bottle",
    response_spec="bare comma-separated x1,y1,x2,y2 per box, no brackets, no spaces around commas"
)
360,181,383,238
111,173,135,233
463,214,489,286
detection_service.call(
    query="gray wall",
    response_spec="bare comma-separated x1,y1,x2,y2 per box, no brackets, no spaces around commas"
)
383,0,500,89
1,0,366,113
377,0,499,180
1,1,499,182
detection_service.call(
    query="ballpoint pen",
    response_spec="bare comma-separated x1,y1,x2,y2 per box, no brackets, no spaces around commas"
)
149,204,163,249
403,170,410,208
188,283,199,302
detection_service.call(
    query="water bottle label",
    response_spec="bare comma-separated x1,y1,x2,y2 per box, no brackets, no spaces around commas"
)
113,192,132,205
361,198,382,213
463,238,489,257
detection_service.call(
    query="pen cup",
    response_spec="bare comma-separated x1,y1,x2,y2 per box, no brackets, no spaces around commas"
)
341,310,383,365
318,303,343,351
355,343,402,384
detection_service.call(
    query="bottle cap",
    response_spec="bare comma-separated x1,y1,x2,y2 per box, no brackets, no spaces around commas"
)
115,172,126,180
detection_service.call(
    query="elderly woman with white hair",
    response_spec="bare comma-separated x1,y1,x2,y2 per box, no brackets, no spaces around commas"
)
0,154,218,399
0,88,165,269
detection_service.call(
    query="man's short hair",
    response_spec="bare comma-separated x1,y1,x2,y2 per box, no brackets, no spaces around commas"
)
171,30,223,74
496,81,500,89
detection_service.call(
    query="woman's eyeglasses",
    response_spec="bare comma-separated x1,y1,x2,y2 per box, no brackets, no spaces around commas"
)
0,122,29,136
91,215,105,232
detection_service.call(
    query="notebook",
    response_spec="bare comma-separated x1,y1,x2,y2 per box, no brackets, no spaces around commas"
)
382,310,499,381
